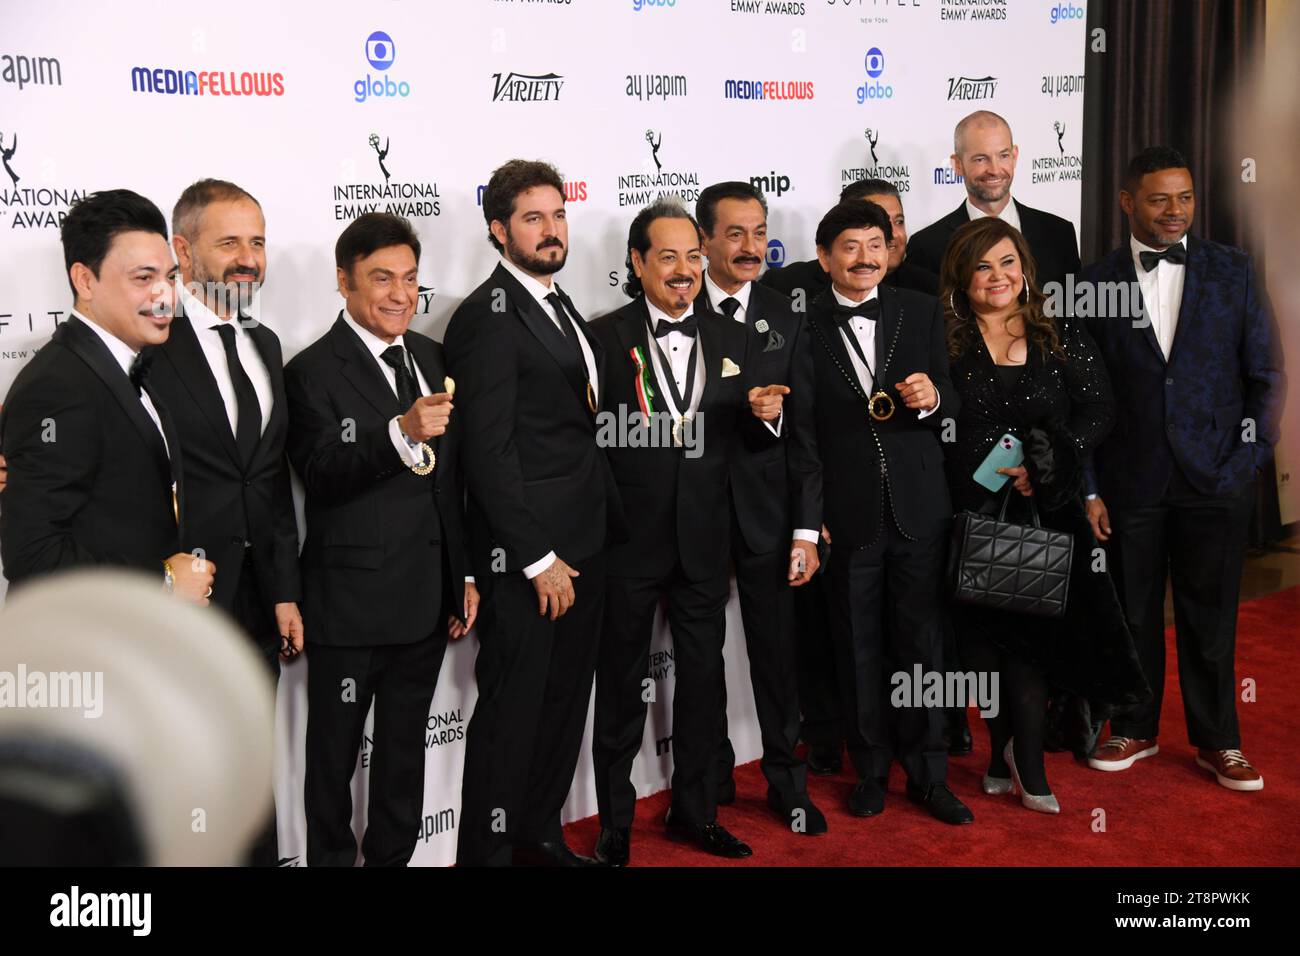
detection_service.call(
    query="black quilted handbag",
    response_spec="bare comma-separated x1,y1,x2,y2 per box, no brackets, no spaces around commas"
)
949,486,1073,619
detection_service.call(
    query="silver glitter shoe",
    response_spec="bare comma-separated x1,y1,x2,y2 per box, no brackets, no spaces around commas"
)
1004,739,1060,815
981,774,1013,795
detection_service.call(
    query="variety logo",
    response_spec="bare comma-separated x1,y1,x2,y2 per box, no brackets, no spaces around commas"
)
1042,72,1085,98
355,30,410,103
856,46,893,102
2,52,62,90
750,171,792,198
724,79,814,101
940,0,1008,22
842,127,911,193
131,65,284,96
626,72,687,101
1050,2,1085,23
946,74,997,100
331,133,441,221
491,71,564,101
0,132,87,230
730,0,807,14
1031,121,1082,183
617,130,702,207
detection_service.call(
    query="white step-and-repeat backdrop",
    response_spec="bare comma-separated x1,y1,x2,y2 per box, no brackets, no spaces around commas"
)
1,0,1087,864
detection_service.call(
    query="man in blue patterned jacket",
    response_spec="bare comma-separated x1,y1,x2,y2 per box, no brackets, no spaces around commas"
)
1080,146,1285,792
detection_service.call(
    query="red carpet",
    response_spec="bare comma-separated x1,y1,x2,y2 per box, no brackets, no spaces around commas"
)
564,585,1300,866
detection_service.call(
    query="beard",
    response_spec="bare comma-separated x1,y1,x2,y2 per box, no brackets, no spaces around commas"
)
190,260,261,314
968,175,1011,205
507,230,567,276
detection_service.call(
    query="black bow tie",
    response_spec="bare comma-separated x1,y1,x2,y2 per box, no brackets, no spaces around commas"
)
1138,244,1187,272
128,351,153,396
654,315,698,338
833,298,881,324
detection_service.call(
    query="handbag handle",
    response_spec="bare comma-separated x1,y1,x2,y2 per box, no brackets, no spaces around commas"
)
995,482,1043,528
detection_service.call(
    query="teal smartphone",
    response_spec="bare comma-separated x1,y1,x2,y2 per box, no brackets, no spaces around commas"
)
973,433,1024,492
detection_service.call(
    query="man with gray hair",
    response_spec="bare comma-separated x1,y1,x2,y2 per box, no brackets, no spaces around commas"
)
908,110,1081,291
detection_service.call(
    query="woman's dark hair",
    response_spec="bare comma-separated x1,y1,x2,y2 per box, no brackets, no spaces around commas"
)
60,189,169,296
481,159,565,253
939,216,1062,361
814,199,892,251
623,197,699,298
335,212,421,281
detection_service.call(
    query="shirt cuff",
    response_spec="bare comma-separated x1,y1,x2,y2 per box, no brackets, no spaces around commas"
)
793,529,820,543
763,409,784,438
1084,494,1099,501
465,576,476,584
917,391,940,420
388,416,427,468
522,551,557,579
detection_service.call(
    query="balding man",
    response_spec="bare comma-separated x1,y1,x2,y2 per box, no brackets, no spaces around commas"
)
908,110,1081,291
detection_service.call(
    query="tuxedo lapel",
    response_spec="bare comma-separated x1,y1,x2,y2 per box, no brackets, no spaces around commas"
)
556,283,605,402
808,291,862,396
330,313,403,417
492,263,575,379
60,317,172,486
875,285,898,382
406,333,447,465
164,314,242,466
1118,249,1166,365
244,319,286,462
611,298,653,410
1167,236,1205,367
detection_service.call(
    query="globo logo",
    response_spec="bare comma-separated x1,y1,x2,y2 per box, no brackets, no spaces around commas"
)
856,81,893,104
355,74,410,103
632,0,675,9
1050,3,1084,23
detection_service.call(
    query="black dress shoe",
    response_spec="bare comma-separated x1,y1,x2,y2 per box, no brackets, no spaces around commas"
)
906,782,975,825
767,790,829,835
847,776,887,817
716,778,737,806
512,840,601,867
806,745,843,775
945,708,973,756
665,816,752,859
593,827,630,867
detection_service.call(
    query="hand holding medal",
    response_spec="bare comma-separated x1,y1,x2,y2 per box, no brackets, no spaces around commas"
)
894,372,937,413
397,377,456,475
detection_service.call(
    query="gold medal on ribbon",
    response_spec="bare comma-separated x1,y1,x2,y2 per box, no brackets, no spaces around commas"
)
868,390,895,422
586,380,597,414
672,416,689,447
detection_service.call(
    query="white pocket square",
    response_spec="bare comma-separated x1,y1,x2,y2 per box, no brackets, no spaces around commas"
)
721,357,741,378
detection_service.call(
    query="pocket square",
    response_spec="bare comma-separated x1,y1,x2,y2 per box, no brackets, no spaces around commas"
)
721,357,741,377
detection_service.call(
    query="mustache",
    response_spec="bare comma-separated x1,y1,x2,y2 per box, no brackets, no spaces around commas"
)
536,237,564,250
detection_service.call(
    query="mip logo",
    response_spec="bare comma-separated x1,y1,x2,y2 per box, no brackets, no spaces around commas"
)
864,47,885,79
356,30,410,103
765,238,786,269
366,31,396,70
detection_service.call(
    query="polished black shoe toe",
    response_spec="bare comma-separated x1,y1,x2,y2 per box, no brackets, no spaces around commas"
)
847,776,887,817
593,827,630,867
806,745,843,775
906,782,975,825
665,816,752,858
767,790,829,835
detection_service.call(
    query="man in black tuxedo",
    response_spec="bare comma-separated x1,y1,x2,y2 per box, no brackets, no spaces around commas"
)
787,200,973,825
693,181,826,835
285,213,475,866
762,178,938,303
1,189,213,604
907,111,1081,292
589,199,791,864
143,179,302,865
445,160,616,867
1081,148,1286,792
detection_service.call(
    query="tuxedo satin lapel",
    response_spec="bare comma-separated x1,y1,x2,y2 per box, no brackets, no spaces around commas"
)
1119,249,1167,365
612,299,654,410
875,285,898,381
245,320,286,462
809,292,861,395
406,335,447,465
491,263,574,379
1167,237,1204,367
330,314,403,417
60,318,171,483
166,314,242,466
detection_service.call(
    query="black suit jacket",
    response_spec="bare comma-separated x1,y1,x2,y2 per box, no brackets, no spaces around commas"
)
761,257,938,300
284,315,467,647
694,281,803,555
789,284,958,549
907,199,1082,291
1080,236,1286,506
443,263,621,577
147,310,301,613
589,297,778,581
1,315,181,585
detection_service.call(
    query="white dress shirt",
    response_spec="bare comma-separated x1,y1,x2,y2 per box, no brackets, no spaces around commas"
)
702,272,783,438
966,197,1022,231
180,288,274,439
74,310,170,460
645,299,706,421
497,256,601,579
1130,234,1186,360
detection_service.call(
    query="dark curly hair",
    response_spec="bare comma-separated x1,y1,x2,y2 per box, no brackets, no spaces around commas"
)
481,159,565,253
939,217,1062,361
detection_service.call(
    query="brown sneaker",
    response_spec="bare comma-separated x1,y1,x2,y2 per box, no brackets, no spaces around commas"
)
1087,736,1159,771
1196,749,1264,792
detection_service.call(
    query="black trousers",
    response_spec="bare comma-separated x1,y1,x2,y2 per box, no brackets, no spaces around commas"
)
827,523,948,787
457,554,606,866
305,633,446,867
229,549,282,867
714,511,807,803
1108,469,1254,749
794,571,841,752
594,564,729,830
